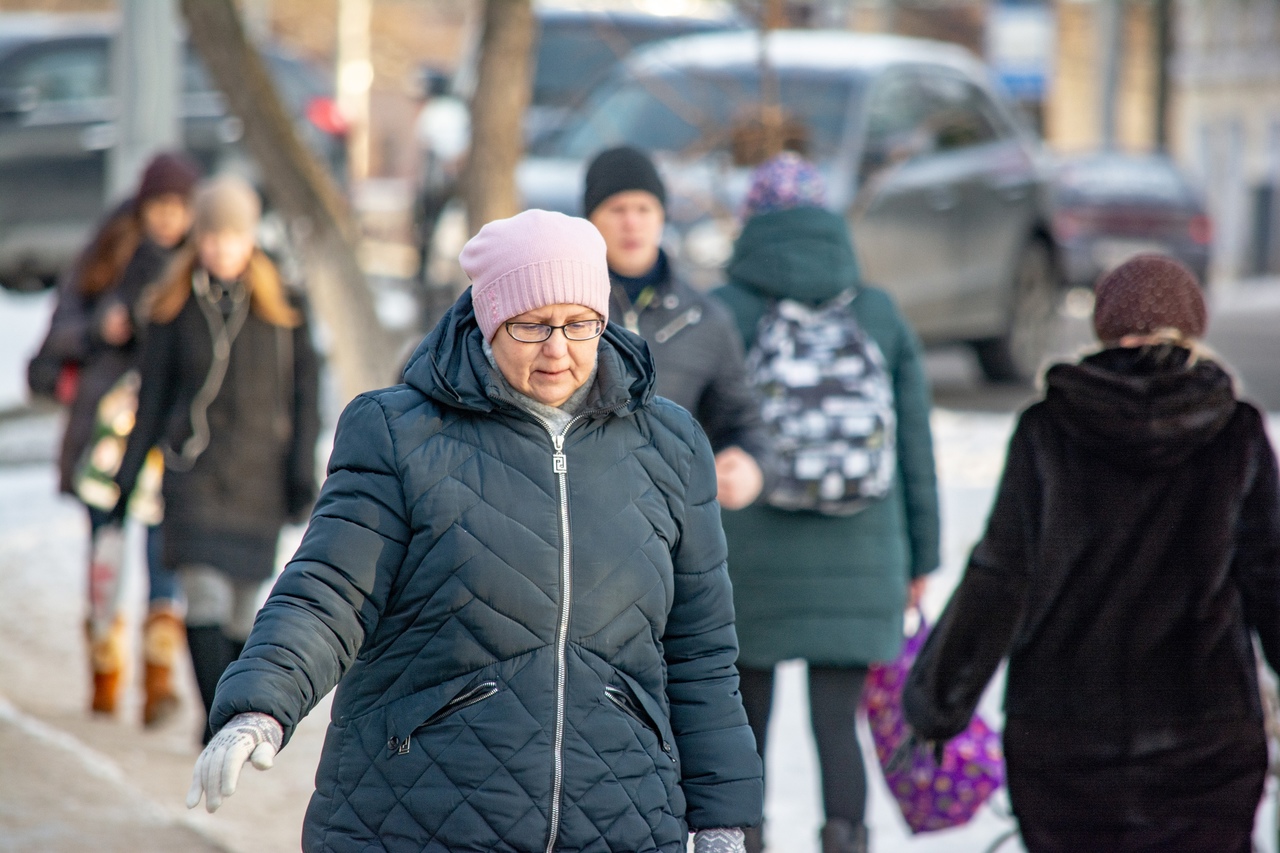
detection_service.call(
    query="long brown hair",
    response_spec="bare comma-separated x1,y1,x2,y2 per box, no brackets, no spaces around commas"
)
148,246,301,328
77,206,143,297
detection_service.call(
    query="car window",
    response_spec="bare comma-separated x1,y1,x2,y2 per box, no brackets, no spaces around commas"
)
547,68,858,163
917,73,1002,152
5,42,108,104
534,22,692,110
860,73,933,175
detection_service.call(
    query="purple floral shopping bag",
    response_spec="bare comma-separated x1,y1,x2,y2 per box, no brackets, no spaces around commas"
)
860,610,1005,834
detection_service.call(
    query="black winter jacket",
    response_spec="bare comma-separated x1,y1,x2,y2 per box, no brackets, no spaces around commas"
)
905,346,1280,829
609,256,768,464
116,265,320,579
210,290,763,852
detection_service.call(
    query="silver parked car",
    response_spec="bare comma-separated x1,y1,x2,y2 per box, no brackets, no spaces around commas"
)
430,29,1062,382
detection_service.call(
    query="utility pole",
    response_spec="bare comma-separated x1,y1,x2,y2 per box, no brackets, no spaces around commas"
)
1098,0,1123,150
336,0,373,182
1152,0,1172,152
108,0,181,202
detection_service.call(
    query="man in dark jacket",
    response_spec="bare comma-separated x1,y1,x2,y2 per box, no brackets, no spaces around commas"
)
584,146,769,510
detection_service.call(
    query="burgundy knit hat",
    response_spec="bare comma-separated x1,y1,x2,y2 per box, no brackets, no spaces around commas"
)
460,209,611,341
135,151,202,205
1092,254,1207,343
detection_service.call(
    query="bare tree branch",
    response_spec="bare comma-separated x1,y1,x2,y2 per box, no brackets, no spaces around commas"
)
179,0,399,400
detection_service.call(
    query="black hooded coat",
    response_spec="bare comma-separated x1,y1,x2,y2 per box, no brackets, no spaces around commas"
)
904,346,1280,843
208,290,763,851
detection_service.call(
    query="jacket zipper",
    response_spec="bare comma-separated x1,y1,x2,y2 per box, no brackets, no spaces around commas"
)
540,414,580,853
388,680,499,756
514,404,626,852
604,686,675,761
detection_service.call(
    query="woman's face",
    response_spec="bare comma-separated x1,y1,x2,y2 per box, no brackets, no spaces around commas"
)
489,303,602,408
588,190,664,277
198,229,256,280
140,193,193,249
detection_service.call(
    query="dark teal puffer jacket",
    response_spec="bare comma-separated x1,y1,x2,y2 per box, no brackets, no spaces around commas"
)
210,290,763,852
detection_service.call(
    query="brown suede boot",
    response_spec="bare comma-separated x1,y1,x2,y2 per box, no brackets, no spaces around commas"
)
821,819,868,853
142,606,185,727
743,824,764,853
88,616,126,715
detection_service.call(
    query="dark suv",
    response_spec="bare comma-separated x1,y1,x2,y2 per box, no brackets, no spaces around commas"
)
0,14,346,291
432,29,1062,382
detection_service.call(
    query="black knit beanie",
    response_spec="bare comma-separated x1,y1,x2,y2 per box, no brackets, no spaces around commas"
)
582,146,666,217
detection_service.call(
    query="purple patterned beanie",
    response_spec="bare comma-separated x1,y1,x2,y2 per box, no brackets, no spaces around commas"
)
742,151,827,218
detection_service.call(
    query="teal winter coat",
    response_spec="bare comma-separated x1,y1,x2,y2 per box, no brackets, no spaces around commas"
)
209,290,762,851
714,207,941,668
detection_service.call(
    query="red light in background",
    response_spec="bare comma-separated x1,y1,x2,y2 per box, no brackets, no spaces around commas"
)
1187,214,1212,245
306,97,349,136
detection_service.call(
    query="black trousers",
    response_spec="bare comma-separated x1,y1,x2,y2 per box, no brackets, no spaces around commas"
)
738,663,870,826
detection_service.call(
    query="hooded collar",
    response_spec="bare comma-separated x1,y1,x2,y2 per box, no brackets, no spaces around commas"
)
725,207,862,304
401,288,657,418
1043,345,1237,470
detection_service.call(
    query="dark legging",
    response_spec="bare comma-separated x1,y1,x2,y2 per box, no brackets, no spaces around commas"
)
739,663,869,826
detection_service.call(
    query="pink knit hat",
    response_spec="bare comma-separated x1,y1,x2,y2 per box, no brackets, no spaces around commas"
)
460,209,612,341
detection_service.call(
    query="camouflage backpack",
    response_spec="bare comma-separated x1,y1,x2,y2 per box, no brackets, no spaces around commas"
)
747,290,896,515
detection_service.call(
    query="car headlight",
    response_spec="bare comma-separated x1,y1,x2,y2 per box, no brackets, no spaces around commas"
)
682,218,736,271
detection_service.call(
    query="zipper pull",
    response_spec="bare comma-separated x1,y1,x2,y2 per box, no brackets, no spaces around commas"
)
552,434,567,474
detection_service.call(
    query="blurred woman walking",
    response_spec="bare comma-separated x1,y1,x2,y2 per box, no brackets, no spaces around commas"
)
34,151,201,724
905,255,1280,853
113,174,320,745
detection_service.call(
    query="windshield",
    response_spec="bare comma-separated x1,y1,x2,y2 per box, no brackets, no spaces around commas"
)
532,19,729,109
544,67,861,163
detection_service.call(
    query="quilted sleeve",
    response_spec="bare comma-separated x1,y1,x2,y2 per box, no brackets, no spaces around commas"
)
663,417,764,830
210,393,412,745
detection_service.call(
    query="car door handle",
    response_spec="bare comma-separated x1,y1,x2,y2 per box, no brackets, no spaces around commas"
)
928,188,957,211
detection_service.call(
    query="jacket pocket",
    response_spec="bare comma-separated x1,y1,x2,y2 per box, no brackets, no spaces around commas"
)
386,678,500,757
606,683,675,763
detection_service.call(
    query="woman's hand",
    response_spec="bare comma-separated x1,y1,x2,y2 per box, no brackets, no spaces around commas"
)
714,447,763,510
907,576,927,610
100,304,133,346
186,712,283,813
693,828,746,852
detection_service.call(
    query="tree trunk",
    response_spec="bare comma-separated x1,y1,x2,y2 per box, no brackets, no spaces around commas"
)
179,0,398,402
463,0,534,236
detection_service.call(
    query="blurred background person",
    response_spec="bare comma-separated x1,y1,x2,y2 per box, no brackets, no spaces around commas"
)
34,151,201,724
904,254,1280,853
113,174,320,745
714,153,941,853
583,145,768,511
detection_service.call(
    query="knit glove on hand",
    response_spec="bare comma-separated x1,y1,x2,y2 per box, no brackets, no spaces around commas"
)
693,828,746,853
186,712,283,813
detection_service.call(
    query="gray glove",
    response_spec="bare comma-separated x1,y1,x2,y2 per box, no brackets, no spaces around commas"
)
694,828,746,853
186,712,284,813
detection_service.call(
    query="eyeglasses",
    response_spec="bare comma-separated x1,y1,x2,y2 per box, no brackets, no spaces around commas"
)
504,319,604,343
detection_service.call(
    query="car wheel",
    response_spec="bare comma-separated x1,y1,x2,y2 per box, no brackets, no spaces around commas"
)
972,239,1059,383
